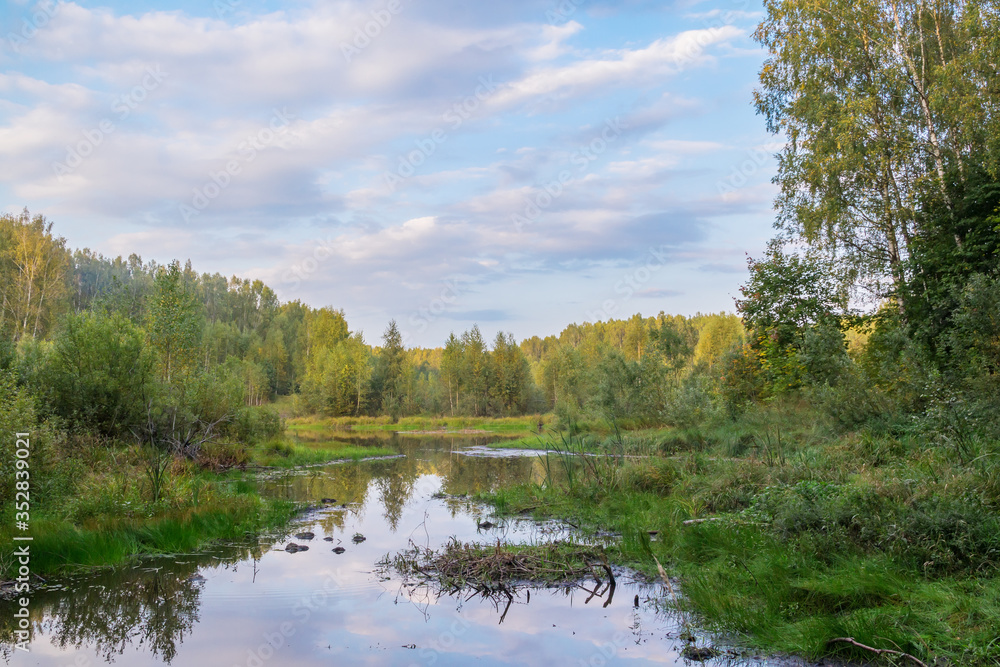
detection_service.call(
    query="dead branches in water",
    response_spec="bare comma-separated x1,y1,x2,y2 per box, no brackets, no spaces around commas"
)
377,538,617,621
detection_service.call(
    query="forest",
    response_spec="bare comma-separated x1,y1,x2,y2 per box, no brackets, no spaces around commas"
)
0,208,750,431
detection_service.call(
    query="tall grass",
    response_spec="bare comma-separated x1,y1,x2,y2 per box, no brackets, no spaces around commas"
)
478,399,1000,665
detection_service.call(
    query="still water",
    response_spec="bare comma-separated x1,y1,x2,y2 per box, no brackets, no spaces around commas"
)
3,433,805,666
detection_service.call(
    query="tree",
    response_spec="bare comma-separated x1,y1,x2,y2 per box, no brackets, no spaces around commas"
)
489,331,532,414
736,240,849,348
440,333,463,415
147,261,203,383
539,345,586,412
46,311,154,435
372,320,406,417
343,332,372,415
0,209,71,341
459,325,489,415
902,173,1000,362
753,0,1000,305
736,239,851,392
693,314,745,367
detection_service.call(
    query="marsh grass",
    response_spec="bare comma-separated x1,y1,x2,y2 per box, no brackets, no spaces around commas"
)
2,496,298,578
251,439,396,467
287,414,548,433
478,401,1000,665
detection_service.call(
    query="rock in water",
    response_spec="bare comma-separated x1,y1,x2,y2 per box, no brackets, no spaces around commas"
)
681,646,717,661
323,536,334,542
332,547,346,554
285,543,301,553
294,531,315,540
321,498,336,503
352,533,366,544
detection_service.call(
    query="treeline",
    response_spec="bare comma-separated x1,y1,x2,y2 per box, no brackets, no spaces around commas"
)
3,0,999,443
1,211,748,430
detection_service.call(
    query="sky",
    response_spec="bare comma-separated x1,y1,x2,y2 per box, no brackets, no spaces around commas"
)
0,0,779,348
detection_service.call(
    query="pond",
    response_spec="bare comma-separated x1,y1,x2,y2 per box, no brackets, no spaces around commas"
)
2,433,808,666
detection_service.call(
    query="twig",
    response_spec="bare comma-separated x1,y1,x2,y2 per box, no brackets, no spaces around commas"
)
682,517,723,526
827,637,928,667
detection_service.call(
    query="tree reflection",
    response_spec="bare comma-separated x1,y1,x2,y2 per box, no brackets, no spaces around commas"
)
41,566,201,663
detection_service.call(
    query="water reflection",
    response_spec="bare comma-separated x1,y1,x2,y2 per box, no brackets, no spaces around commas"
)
0,433,791,666
0,544,265,664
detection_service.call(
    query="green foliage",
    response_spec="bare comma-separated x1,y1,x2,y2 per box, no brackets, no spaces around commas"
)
372,319,406,418
147,261,203,382
903,174,1000,363
44,311,153,434
0,371,42,508
595,349,667,427
692,313,744,367
947,272,1000,377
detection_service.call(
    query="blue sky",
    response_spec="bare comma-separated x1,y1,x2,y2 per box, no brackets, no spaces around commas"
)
0,0,779,347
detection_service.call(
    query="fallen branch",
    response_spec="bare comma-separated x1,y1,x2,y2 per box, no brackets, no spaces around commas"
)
682,517,724,526
827,637,928,667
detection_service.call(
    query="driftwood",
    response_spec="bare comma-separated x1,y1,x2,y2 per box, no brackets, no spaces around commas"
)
827,637,928,667
682,517,724,526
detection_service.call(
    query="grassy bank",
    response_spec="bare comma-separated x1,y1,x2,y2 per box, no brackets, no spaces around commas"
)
478,401,1000,666
1,496,299,577
0,431,389,579
286,414,550,434
250,439,397,467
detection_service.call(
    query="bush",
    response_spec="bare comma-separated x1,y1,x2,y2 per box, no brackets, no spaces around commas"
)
229,405,283,444
43,311,154,435
808,365,894,430
719,343,765,417
664,373,720,427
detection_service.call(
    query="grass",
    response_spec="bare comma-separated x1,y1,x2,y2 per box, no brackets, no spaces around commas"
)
477,400,1000,666
286,414,549,433
0,428,391,579
2,497,299,576
250,438,397,467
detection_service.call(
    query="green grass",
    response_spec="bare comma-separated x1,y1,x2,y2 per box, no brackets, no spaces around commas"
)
286,414,549,433
0,494,299,578
251,439,397,467
477,401,1000,666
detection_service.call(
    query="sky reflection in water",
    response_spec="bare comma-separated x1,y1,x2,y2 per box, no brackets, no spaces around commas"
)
5,434,785,666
